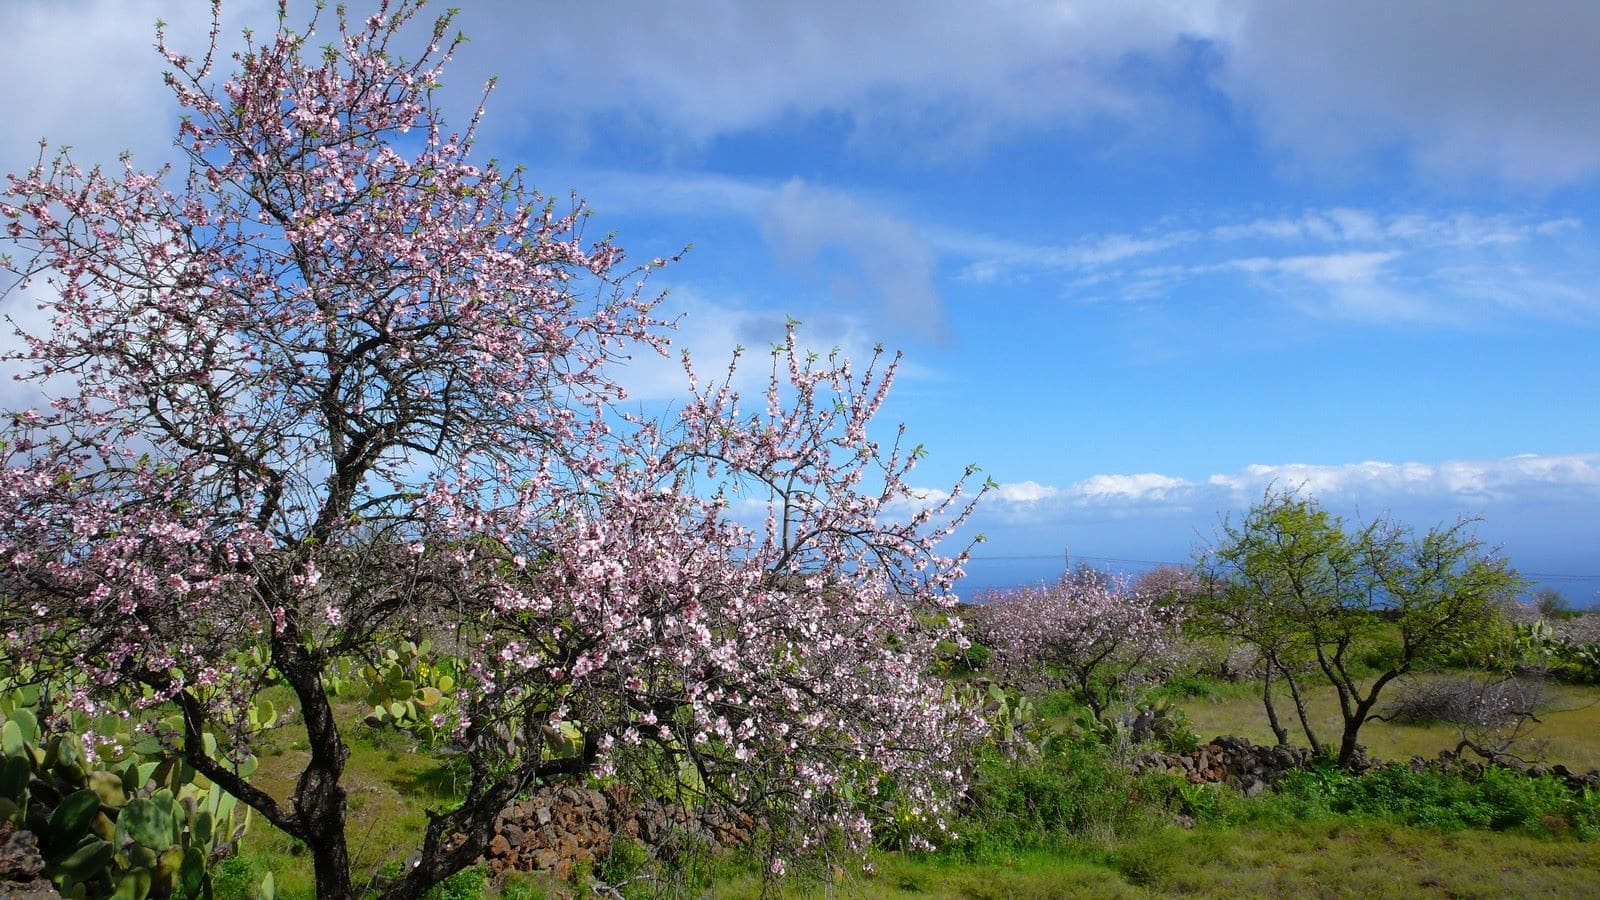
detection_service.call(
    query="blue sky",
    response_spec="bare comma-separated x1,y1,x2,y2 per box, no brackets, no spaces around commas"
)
5,1,1599,602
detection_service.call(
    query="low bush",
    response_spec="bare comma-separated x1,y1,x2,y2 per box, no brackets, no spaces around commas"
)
1276,762,1600,837
1107,828,1185,887
1382,675,1542,728
425,865,487,900
953,741,1159,857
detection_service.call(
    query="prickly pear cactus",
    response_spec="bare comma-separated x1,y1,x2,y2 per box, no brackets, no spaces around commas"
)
958,682,1060,758
0,686,253,899
357,638,459,746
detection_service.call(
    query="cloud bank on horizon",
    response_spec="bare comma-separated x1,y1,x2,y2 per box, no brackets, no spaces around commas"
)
977,452,1600,517
962,453,1600,598
3,1,1597,597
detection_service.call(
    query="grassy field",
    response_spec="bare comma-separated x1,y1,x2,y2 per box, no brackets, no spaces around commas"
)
1166,675,1600,771
708,820,1600,899
214,674,1600,898
219,697,458,898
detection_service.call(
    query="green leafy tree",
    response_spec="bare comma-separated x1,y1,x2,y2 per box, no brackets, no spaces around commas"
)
1202,489,1524,767
1196,491,1347,753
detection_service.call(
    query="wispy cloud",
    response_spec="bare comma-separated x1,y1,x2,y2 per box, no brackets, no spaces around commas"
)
960,210,1579,274
607,286,918,403
762,179,945,340
954,208,1595,326
471,169,951,344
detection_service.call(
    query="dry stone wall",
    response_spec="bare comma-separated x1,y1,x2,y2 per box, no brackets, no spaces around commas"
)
483,785,752,880
1128,735,1600,797
1128,735,1319,795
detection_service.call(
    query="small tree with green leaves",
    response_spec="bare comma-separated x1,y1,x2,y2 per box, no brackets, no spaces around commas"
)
1195,492,1344,753
1202,489,1524,767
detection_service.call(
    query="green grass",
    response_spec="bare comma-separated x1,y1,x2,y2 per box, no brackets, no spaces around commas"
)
214,673,1600,898
707,820,1600,899
227,700,461,898
713,851,1142,899
1117,818,1600,898
1173,676,1600,770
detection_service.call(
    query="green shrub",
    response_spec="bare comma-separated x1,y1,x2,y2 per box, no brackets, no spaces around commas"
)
1353,633,1405,675
1152,673,1227,701
955,741,1155,856
1276,762,1595,837
492,872,548,900
213,855,264,900
425,864,486,900
596,836,650,889
1574,786,1600,841
1034,689,1088,719
945,640,992,676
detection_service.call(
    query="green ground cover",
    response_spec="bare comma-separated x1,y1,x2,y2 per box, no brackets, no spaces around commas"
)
217,682,1600,898
29,619,1595,898
1168,676,1600,771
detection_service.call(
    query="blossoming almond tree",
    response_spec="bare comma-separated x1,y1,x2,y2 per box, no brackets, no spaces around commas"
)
0,2,981,895
979,567,1181,718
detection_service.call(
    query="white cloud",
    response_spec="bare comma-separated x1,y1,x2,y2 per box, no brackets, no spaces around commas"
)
976,472,1191,518
962,453,1600,592
0,1,280,175
974,452,1600,523
1205,453,1600,504
1218,0,1600,186
991,480,1061,504
1067,473,1193,503
761,178,944,339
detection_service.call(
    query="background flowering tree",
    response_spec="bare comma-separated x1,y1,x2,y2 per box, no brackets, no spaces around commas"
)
0,2,981,896
978,566,1182,718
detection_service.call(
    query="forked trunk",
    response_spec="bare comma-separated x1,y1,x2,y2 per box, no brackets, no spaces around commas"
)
1261,665,1289,746
1283,669,1322,756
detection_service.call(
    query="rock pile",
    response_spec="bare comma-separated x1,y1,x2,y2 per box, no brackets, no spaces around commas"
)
483,785,752,880
1413,751,1600,792
0,823,59,899
624,796,753,858
486,786,618,880
1127,735,1325,795
1127,735,1600,800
